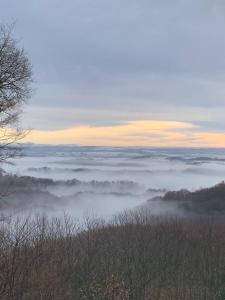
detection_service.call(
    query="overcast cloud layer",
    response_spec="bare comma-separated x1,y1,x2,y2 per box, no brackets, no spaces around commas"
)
1,0,225,140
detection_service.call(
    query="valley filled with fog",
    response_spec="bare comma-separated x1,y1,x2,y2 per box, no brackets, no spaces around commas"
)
2,145,225,218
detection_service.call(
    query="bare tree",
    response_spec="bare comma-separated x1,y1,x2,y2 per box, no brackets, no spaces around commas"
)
0,24,32,161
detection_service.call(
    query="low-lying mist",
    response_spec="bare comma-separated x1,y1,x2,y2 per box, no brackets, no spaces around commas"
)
1,145,225,219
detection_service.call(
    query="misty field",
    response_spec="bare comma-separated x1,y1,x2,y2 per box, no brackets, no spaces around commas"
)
0,212,224,300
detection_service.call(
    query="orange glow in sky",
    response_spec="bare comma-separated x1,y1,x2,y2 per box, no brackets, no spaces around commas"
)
21,120,225,147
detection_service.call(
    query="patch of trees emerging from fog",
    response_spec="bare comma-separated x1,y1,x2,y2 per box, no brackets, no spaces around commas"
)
0,172,141,211
1,171,225,217
153,182,225,216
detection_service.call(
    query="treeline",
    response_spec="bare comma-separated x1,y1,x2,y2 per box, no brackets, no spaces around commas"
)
160,181,225,215
0,212,225,299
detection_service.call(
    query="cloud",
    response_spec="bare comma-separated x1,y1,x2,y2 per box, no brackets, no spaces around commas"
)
20,120,225,147
1,0,225,144
20,119,225,147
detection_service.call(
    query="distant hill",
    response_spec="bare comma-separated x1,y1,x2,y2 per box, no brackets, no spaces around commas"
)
155,182,225,215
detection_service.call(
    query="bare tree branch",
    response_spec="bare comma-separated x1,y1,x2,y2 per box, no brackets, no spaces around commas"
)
0,24,33,161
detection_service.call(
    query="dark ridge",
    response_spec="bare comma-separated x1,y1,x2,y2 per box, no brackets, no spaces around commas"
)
28,167,93,172
28,167,52,172
147,188,168,193
160,182,225,214
166,156,225,164
0,172,139,189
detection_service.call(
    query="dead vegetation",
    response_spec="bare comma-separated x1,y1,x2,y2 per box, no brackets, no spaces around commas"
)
0,211,224,299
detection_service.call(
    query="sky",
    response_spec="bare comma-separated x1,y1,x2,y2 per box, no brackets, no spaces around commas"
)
1,0,225,146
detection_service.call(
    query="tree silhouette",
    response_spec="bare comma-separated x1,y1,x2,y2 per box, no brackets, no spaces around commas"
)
0,24,32,161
